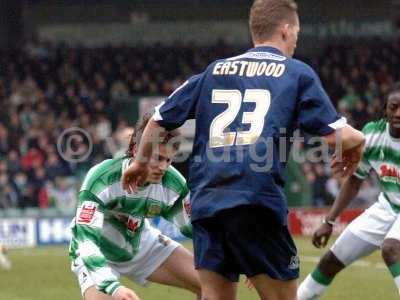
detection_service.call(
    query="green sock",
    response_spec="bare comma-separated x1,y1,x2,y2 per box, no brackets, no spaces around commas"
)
388,262,400,289
311,267,333,286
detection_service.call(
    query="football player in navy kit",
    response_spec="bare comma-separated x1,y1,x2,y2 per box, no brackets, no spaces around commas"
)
122,1,365,299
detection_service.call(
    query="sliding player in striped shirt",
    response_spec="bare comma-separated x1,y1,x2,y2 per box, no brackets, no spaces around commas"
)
69,116,200,300
298,83,400,299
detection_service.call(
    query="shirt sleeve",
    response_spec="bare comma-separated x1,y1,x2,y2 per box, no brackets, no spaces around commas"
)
71,191,122,296
297,65,346,136
153,72,205,130
161,190,192,239
353,124,373,179
353,158,372,179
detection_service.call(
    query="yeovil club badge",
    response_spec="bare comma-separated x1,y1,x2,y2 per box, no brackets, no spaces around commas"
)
146,203,162,217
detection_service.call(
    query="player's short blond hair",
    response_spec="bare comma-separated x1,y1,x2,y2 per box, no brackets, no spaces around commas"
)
249,0,298,43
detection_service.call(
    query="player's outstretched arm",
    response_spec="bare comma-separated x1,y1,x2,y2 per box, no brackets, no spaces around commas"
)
323,124,364,151
322,125,365,178
122,118,166,192
312,175,363,248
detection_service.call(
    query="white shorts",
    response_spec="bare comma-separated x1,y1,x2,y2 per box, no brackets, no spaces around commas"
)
331,194,400,265
71,222,180,297
345,194,400,246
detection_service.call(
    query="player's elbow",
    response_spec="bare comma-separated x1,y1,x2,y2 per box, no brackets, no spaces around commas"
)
323,125,365,150
345,175,364,193
345,126,365,148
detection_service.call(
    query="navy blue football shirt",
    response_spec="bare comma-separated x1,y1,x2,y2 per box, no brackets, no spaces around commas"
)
154,46,345,225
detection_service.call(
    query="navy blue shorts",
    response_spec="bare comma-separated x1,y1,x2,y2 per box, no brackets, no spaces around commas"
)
192,205,299,282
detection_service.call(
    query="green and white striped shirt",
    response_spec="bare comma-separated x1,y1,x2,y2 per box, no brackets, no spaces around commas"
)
354,119,400,209
69,156,191,295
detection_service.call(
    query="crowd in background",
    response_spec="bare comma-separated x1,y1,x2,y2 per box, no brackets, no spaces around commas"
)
0,37,398,211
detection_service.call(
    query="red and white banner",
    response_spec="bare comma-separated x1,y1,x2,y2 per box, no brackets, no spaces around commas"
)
288,208,364,236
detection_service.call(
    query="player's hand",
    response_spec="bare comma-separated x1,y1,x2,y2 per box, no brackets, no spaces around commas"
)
312,223,333,248
122,161,148,193
331,142,364,178
113,286,140,300
245,277,255,290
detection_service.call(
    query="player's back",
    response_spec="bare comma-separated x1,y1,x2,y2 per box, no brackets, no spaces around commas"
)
187,46,339,224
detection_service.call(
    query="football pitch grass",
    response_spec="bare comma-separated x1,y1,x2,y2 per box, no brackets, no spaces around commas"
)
0,237,397,300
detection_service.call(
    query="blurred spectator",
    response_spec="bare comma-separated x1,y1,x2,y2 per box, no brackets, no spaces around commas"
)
13,172,28,207
312,164,332,207
0,124,9,157
48,177,77,211
353,180,380,207
0,174,18,208
341,85,359,111
95,114,112,141
0,161,7,174
45,153,67,179
21,148,45,171
352,100,370,129
326,177,344,200
7,150,21,176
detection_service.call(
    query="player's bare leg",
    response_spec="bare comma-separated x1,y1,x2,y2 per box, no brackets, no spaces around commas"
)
248,274,297,300
315,250,346,278
147,246,201,299
298,229,377,300
382,238,400,293
0,244,11,270
197,269,237,300
297,250,346,300
297,250,345,300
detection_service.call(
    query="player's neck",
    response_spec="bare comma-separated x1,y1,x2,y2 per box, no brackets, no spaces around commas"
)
253,41,287,56
389,126,400,139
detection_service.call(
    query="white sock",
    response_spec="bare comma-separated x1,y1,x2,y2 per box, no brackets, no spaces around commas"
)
387,263,400,293
394,276,400,290
0,251,11,270
297,274,328,300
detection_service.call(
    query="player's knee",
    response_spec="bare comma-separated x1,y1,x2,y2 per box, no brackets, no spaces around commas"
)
200,283,235,300
382,239,400,265
258,287,296,300
276,287,297,300
200,290,225,300
318,250,345,277
185,281,201,296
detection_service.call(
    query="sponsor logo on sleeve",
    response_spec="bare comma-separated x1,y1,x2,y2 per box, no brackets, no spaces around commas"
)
77,202,98,225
